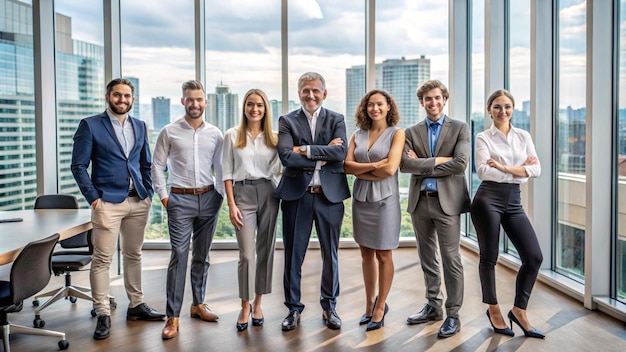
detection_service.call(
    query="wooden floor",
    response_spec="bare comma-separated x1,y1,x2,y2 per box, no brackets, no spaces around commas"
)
5,246,626,352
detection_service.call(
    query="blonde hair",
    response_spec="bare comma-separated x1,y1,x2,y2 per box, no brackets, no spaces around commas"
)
235,89,278,148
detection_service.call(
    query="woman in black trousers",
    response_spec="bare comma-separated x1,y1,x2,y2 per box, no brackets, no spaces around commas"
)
470,89,545,339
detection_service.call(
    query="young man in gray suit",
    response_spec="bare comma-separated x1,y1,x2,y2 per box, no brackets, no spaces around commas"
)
275,72,350,331
400,80,470,338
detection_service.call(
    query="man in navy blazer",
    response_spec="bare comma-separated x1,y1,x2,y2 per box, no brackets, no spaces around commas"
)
71,78,165,341
276,72,350,331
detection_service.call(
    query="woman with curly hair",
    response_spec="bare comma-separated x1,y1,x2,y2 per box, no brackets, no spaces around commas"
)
344,89,405,331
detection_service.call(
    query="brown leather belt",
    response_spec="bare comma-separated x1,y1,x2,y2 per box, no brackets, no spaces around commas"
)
171,185,214,195
307,186,323,194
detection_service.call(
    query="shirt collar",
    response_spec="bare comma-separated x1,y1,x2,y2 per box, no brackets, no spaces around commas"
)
426,114,445,127
488,122,518,136
302,107,321,120
106,109,128,125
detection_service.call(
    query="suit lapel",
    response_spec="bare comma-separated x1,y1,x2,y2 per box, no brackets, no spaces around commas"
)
417,121,430,157
434,115,450,156
296,108,314,143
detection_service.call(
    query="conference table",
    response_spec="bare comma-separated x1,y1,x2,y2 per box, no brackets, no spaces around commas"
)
0,209,92,265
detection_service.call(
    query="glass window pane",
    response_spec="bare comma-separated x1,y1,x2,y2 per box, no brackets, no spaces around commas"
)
205,0,281,240
556,0,586,282
287,1,365,239
54,0,104,206
469,0,485,240
616,0,626,303
374,0,448,238
121,1,195,240
0,0,36,210
505,0,531,257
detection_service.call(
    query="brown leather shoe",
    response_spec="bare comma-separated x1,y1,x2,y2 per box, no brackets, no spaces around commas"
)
161,317,179,340
190,304,219,322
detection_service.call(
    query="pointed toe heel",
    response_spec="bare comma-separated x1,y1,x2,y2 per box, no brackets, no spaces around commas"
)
486,309,514,337
366,303,389,331
508,310,545,339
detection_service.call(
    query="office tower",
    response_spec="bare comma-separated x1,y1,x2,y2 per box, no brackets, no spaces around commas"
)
346,56,431,135
152,96,171,131
0,0,106,209
270,99,298,129
206,82,238,131
127,76,140,119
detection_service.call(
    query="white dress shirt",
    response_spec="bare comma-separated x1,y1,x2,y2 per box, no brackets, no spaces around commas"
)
302,107,323,186
222,127,282,186
475,123,541,183
151,117,225,199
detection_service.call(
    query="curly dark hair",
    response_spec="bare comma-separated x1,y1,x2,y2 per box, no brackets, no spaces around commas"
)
354,89,400,130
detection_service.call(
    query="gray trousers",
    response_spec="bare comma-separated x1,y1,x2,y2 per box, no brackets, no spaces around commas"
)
165,190,222,317
410,195,464,318
233,179,279,300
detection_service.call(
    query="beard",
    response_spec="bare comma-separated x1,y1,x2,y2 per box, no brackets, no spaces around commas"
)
108,100,133,115
185,106,204,119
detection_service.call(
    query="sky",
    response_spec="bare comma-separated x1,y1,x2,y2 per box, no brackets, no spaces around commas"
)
51,0,591,118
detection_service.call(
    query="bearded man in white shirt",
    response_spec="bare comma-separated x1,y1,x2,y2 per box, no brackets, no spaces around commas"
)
151,80,224,340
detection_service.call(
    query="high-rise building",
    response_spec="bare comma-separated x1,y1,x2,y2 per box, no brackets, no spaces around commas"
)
206,82,238,131
152,96,170,131
0,0,108,209
127,76,140,119
346,56,431,135
270,99,298,129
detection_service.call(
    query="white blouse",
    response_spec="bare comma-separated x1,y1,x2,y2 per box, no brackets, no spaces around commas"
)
222,127,282,187
475,123,541,184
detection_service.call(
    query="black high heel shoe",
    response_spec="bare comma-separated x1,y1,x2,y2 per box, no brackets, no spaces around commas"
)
236,306,252,332
508,310,545,339
486,309,514,336
366,303,389,331
359,296,378,325
251,307,264,326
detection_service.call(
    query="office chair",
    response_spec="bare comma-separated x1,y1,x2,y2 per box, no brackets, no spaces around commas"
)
0,233,69,351
31,195,115,324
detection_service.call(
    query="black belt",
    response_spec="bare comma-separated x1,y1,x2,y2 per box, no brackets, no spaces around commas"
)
128,189,139,197
307,186,323,194
420,191,438,198
235,179,269,185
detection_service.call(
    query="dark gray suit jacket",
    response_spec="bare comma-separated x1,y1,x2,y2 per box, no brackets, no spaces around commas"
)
400,115,470,216
275,107,350,203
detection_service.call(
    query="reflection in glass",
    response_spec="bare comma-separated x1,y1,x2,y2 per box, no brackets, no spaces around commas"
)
556,0,586,282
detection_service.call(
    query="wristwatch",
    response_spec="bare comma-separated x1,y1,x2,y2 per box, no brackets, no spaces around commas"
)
299,145,308,153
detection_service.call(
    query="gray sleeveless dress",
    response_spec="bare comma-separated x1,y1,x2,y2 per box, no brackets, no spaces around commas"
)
352,126,401,250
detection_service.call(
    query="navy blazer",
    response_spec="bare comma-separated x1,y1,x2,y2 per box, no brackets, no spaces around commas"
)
71,111,153,205
275,107,350,203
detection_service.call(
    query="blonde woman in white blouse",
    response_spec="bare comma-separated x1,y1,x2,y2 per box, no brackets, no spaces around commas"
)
223,89,281,332
470,89,545,339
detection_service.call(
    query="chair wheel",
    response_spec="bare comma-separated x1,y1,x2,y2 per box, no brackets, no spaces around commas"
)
69,296,77,303
33,317,45,328
32,299,39,307
58,339,70,350
110,301,117,309
91,309,97,317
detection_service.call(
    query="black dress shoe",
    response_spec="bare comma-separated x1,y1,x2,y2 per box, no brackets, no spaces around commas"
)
407,304,443,325
438,316,461,338
322,309,342,330
127,303,166,321
366,303,389,331
282,310,300,331
93,315,111,340
486,309,514,336
508,310,545,339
